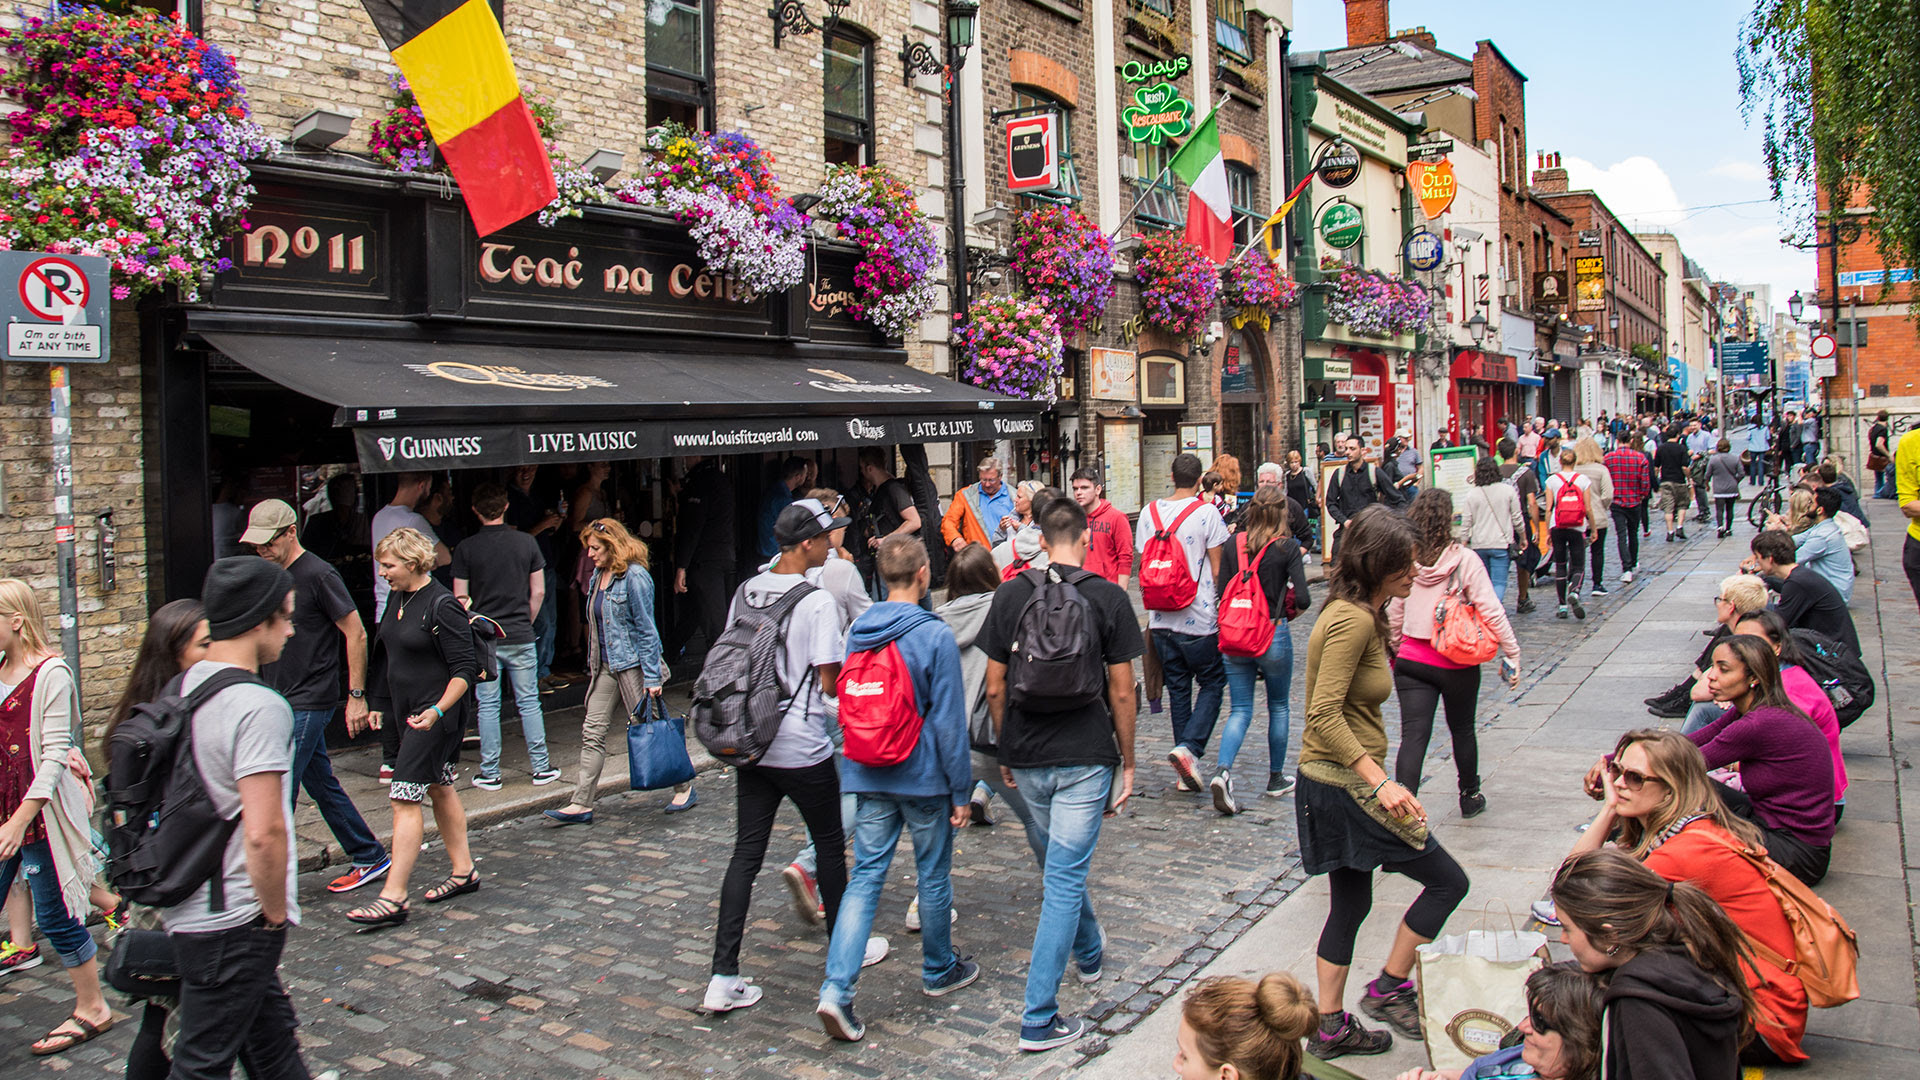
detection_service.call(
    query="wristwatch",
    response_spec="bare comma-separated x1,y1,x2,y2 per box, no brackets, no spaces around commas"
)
348,689,366,700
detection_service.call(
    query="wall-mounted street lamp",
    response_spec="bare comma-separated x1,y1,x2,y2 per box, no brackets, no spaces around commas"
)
1465,311,1488,345
1787,289,1805,321
1400,85,1478,110
903,0,977,85
290,109,352,149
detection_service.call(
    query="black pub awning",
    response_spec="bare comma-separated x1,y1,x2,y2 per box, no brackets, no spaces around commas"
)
201,333,1042,473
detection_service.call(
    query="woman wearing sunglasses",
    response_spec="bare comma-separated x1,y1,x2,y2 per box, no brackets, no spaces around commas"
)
1551,850,1754,1079
1566,729,1808,1064
1391,961,1605,1080
546,517,687,823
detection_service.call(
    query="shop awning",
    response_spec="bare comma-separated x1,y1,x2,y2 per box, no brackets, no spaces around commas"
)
200,332,1043,472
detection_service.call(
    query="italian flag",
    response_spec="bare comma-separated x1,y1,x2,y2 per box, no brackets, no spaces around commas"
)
1169,106,1233,262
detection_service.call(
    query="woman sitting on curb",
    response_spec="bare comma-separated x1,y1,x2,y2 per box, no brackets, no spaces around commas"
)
1392,961,1605,1080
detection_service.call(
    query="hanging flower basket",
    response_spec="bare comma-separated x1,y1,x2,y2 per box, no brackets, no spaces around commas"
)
1013,205,1114,336
1134,231,1220,338
614,122,806,299
1221,254,1302,312
1322,256,1431,337
953,295,1063,401
0,9,273,299
811,164,943,337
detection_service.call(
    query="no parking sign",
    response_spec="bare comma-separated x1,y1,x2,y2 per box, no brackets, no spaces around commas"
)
3,251,111,362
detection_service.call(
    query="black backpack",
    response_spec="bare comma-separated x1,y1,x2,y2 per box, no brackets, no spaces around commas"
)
431,595,504,684
104,667,261,911
691,582,819,765
1008,566,1108,713
1789,628,1875,728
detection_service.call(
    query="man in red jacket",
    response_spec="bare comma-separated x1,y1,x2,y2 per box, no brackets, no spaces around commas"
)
1071,467,1134,590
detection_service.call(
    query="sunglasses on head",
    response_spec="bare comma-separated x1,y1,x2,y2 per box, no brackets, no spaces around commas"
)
590,521,611,534
1604,760,1664,790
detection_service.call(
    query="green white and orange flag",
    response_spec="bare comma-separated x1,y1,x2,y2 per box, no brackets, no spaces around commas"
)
360,0,556,236
1168,104,1233,261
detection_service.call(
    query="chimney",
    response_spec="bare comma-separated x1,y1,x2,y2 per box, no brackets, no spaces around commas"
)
1344,0,1389,47
1393,26,1437,51
1533,150,1568,194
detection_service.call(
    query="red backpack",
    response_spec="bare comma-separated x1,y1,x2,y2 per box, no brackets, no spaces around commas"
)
836,642,923,766
1001,555,1032,582
1140,500,1205,611
1217,536,1277,658
1551,472,1588,528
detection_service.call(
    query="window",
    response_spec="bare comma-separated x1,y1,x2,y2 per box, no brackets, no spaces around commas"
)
1131,0,1174,15
824,30,872,166
1227,163,1260,247
1011,87,1080,203
1215,0,1251,61
1132,140,1183,227
647,0,710,129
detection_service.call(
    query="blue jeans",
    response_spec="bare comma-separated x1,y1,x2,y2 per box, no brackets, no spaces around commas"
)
533,568,556,679
290,708,384,867
1876,464,1896,499
1803,442,1821,467
1154,630,1226,758
474,642,552,778
1681,699,1727,734
1218,627,1294,774
819,794,960,1004
1475,548,1511,603
0,839,95,966
1010,764,1110,1030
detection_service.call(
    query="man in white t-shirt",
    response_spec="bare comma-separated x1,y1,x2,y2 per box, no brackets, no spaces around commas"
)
163,556,316,1076
370,471,450,620
1543,448,1601,621
1134,453,1231,791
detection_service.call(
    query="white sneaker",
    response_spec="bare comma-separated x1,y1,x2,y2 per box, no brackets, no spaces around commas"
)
862,935,890,968
906,897,920,932
1621,570,1635,583
703,974,763,1012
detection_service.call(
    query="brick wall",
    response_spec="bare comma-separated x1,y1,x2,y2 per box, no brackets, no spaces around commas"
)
0,309,149,733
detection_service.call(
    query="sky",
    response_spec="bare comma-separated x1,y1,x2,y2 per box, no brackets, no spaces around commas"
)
1287,0,1815,314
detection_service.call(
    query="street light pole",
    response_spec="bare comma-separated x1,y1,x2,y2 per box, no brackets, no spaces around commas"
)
943,0,978,328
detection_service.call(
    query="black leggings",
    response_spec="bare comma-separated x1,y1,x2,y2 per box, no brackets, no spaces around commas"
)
1714,780,1830,886
126,1002,170,1080
1550,527,1587,601
1393,659,1483,794
1318,845,1471,967
1714,495,1738,533
711,756,846,975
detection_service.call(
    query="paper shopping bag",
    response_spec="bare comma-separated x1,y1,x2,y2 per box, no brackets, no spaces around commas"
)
1415,927,1549,1070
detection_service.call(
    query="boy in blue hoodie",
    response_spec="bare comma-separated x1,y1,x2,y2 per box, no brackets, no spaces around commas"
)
816,535,979,1042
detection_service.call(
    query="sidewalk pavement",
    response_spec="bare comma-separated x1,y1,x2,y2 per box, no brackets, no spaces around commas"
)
1081,498,1920,1079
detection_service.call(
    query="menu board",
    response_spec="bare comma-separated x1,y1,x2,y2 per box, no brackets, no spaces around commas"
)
1102,419,1143,516
1429,445,1480,503
1140,434,1179,508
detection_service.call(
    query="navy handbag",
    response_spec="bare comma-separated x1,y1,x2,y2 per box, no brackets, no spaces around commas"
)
627,694,696,791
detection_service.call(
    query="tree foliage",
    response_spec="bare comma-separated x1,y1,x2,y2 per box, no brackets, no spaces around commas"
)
1739,1,1920,302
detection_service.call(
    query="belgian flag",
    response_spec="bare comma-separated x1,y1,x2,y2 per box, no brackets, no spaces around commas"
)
361,0,557,237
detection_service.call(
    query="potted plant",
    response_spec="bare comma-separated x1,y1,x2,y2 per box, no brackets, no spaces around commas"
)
811,164,943,337
1134,231,1220,337
1220,254,1301,329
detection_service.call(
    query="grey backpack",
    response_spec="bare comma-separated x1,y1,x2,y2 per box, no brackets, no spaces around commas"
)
1008,566,1108,713
691,582,819,765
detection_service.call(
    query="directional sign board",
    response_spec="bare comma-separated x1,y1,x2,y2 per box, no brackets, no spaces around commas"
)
3,251,110,363
1720,340,1769,381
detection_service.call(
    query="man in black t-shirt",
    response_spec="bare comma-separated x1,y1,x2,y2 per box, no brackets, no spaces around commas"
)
1750,529,1860,655
453,483,558,791
852,448,922,597
979,496,1143,1054
1869,410,1894,499
246,499,391,893
1653,428,1693,541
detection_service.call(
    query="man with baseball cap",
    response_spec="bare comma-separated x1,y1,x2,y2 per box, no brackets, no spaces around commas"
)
707,497,891,1013
245,500,391,894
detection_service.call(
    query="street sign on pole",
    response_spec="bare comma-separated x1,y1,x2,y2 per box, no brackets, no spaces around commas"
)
1720,340,1769,385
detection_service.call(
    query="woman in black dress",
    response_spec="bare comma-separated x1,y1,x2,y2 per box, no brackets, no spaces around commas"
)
348,527,480,928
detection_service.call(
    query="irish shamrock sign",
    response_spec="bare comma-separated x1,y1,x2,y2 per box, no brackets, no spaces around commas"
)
1124,82,1193,144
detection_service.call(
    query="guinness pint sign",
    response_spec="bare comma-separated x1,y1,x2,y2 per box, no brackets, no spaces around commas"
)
1317,141,1362,188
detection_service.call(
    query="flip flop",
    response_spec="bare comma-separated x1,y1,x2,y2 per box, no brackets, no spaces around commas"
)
31,1013,113,1056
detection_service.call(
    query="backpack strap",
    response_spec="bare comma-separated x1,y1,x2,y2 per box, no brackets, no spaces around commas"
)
179,665,263,913
1164,499,1204,537
749,582,820,701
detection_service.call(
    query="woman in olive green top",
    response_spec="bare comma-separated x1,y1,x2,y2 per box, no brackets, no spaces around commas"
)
1295,506,1471,1062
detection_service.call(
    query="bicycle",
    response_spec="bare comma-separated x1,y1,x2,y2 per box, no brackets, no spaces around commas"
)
1747,467,1788,530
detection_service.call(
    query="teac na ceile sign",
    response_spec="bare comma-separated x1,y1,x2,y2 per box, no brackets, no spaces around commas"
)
3,251,111,363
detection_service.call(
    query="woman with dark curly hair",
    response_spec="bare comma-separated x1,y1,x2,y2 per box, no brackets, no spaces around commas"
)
1393,962,1606,1080
1296,506,1470,1060
1387,489,1519,817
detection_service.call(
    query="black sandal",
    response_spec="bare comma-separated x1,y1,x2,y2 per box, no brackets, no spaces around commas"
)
345,896,410,930
424,870,480,904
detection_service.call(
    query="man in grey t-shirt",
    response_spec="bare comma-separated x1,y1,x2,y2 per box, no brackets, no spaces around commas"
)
162,557,316,1078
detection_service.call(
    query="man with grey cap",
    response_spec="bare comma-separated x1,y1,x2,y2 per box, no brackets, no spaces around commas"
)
245,499,391,894
164,555,316,1078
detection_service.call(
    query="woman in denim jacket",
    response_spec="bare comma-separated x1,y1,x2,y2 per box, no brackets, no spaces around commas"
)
547,518,688,823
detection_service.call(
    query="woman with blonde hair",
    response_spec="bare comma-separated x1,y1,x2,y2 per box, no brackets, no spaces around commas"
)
1571,437,1615,595
349,529,481,928
1175,971,1318,1080
1646,572,1768,721
1564,729,1806,1063
547,517,682,823
1765,487,1817,536
0,579,115,1055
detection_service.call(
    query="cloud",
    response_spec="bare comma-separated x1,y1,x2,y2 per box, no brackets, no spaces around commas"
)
1709,160,1768,183
1563,155,1685,228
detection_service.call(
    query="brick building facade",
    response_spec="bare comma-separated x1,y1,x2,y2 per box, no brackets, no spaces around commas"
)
1817,188,1920,465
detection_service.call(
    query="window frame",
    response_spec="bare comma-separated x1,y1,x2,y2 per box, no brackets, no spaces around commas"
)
1132,139,1183,228
1010,86,1081,205
1226,162,1260,248
1214,0,1252,62
823,27,875,167
646,0,715,131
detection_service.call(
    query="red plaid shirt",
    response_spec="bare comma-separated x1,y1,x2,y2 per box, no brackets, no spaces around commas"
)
1604,446,1653,508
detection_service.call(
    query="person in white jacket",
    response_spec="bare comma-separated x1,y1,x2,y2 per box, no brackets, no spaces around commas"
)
1386,492,1521,819
1454,456,1525,605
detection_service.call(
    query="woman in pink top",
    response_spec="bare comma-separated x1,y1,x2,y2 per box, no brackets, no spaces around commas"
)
1734,610,1848,814
1387,490,1521,818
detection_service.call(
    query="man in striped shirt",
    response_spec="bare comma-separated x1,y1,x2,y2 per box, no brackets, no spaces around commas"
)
1604,441,1654,583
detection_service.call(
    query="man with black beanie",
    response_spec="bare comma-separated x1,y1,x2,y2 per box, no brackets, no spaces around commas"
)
163,556,318,1079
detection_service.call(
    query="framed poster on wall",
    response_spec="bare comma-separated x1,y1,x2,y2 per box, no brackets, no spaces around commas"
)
1140,353,1186,406
1102,418,1143,516
1179,423,1215,459
1089,347,1138,401
1141,433,1178,504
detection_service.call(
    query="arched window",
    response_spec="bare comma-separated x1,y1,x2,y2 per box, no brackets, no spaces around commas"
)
824,29,873,166
647,0,712,129
1011,86,1080,203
